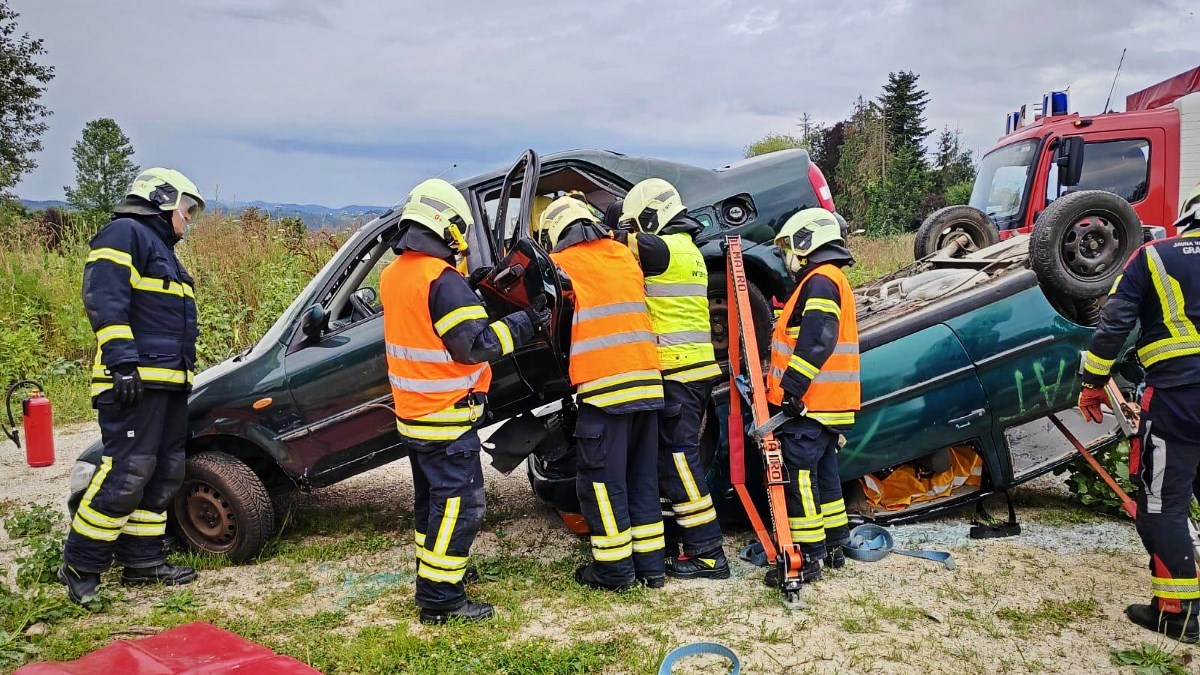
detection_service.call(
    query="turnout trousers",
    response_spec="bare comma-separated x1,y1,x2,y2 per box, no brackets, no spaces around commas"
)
778,416,850,562
407,429,486,611
658,380,722,556
64,389,187,573
574,404,664,585
1130,384,1200,615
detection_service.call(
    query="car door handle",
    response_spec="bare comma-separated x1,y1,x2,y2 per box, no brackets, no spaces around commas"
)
948,408,986,429
493,263,525,291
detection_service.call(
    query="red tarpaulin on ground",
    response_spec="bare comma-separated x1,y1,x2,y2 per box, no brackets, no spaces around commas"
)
1126,66,1200,112
15,621,319,674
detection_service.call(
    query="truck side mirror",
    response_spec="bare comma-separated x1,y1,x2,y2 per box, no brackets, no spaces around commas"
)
1056,136,1085,187
301,305,328,341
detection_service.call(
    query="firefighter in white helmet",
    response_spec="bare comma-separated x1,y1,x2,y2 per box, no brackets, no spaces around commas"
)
381,178,549,623
614,178,728,582
61,169,206,604
762,207,860,588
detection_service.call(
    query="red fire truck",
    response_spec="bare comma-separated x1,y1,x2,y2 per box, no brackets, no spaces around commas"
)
917,66,1200,269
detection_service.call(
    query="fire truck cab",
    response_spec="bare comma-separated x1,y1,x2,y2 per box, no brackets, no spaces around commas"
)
972,66,1200,238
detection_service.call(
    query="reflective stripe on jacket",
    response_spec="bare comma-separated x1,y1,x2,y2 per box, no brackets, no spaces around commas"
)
382,252,492,423
551,238,663,410
83,216,198,398
639,232,721,384
766,263,860,426
1082,230,1200,388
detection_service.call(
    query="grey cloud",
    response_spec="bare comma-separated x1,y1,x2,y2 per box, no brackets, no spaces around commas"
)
9,0,1200,205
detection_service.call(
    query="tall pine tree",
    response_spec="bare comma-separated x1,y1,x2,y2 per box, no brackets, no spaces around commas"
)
878,71,932,158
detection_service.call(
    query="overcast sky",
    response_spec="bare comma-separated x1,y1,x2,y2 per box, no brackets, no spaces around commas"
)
10,0,1200,206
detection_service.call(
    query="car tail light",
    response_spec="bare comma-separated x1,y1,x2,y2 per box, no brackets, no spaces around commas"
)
808,162,836,212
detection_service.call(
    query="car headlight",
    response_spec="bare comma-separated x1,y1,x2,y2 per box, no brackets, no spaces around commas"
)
69,460,97,497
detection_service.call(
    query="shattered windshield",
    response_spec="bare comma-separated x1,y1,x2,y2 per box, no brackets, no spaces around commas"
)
970,139,1038,228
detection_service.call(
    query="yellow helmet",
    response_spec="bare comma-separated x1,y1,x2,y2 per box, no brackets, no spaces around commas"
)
620,178,685,234
1176,182,1200,235
536,194,598,249
400,178,473,254
126,168,205,219
774,207,843,272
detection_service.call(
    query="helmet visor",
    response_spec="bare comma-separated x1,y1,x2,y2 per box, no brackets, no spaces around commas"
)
178,194,202,222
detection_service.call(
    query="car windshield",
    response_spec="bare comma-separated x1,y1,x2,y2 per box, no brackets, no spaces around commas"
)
970,139,1038,228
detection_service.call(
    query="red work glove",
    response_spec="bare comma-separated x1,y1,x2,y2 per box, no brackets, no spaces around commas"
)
1078,384,1108,424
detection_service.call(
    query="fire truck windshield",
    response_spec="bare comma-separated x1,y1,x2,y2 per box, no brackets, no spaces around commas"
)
970,139,1038,229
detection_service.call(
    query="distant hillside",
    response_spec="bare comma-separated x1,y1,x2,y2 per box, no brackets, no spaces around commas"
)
17,198,392,230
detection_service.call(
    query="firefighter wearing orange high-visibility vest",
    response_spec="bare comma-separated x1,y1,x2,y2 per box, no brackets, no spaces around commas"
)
1078,183,1200,644
535,194,667,591
764,207,860,587
380,178,550,624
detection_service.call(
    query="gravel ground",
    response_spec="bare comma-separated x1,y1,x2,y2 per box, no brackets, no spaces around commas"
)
2,424,1196,674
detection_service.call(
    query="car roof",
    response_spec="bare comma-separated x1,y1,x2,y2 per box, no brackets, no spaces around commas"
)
452,149,710,190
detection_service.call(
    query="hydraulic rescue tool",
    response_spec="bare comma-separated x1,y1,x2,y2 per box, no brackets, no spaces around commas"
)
724,235,806,606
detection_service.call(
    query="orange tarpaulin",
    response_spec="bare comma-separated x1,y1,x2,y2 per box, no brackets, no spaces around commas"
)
862,446,983,511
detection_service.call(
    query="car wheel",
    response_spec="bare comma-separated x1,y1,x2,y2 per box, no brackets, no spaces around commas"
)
171,451,274,563
708,272,772,363
913,206,998,260
1029,190,1141,300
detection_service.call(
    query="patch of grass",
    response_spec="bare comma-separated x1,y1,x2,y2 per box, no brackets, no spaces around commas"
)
996,597,1099,635
167,549,233,571
3,504,61,538
15,535,63,589
0,584,88,669
839,591,927,634
846,233,916,287
1110,642,1191,675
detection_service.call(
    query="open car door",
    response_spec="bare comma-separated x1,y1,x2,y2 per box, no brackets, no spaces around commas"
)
475,150,572,430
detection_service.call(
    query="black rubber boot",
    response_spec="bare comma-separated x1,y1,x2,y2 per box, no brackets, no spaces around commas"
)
666,549,731,580
120,563,197,587
763,558,823,587
824,546,846,570
637,574,665,589
57,564,101,605
1126,603,1200,643
574,564,635,592
419,600,494,625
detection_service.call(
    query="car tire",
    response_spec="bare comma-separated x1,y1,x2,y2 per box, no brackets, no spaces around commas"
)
1029,190,1141,300
171,451,274,563
708,273,772,363
913,206,998,260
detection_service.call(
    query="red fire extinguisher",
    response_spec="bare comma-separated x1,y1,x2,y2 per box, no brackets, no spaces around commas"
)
4,380,55,467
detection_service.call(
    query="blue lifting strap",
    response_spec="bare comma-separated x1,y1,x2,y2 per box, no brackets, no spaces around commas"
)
658,642,741,675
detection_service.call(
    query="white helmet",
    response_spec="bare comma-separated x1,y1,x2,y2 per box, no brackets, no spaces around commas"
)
536,194,599,249
399,178,473,254
619,178,685,234
774,208,844,273
125,168,205,220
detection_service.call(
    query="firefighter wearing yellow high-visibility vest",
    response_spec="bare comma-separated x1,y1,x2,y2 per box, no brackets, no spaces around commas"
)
1079,183,1200,644
381,178,550,624
535,194,667,591
615,179,728,581
764,207,860,585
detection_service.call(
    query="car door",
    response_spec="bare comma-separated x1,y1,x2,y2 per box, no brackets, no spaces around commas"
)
839,323,995,481
280,221,405,482
471,150,573,419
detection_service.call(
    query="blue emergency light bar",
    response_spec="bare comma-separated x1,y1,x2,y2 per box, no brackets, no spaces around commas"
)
1043,91,1069,117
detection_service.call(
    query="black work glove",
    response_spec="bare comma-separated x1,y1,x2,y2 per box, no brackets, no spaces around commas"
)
780,396,807,419
523,294,552,332
111,363,143,405
467,266,493,290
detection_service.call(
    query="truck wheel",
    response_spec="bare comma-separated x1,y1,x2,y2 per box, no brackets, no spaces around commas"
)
1030,190,1141,300
171,451,274,563
913,206,998,260
708,273,772,363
